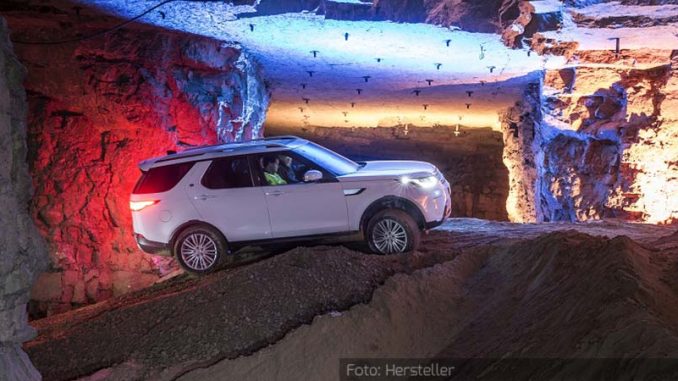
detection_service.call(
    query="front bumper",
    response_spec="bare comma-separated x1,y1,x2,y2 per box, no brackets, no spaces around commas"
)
425,201,451,229
135,234,170,256
424,178,452,230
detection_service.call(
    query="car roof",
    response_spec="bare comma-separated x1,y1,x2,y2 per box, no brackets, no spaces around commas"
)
138,136,307,171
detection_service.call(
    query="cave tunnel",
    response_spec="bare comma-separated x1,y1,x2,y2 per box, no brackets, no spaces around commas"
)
1,0,678,380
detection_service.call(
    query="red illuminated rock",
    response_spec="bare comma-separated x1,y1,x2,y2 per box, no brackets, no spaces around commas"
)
4,9,269,315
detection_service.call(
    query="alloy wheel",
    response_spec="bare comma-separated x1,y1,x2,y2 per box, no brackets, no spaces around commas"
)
372,218,408,253
180,233,218,271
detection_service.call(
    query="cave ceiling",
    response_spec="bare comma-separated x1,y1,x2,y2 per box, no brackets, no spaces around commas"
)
13,0,678,128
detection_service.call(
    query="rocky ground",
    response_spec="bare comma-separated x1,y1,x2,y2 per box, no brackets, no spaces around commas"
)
24,218,678,381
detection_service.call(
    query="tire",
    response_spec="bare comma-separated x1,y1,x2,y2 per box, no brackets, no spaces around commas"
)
366,209,421,254
173,225,228,275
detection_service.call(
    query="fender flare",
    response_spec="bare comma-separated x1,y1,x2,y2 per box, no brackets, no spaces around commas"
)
359,196,426,233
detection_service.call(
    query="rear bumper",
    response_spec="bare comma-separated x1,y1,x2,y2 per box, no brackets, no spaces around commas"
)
135,234,170,256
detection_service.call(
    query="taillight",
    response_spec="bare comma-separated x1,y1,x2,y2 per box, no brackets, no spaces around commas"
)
130,200,159,211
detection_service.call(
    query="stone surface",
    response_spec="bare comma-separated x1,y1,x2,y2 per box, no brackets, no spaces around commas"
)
4,8,270,315
2,0,676,326
540,61,677,223
0,16,47,381
500,83,541,222
22,220,678,380
424,0,520,33
73,0,545,132
502,52,677,224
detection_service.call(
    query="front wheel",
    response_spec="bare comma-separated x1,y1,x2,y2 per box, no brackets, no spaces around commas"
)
366,209,421,254
174,225,228,275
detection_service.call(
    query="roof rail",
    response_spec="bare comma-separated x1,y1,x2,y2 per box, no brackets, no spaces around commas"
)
260,135,300,140
182,142,230,152
181,135,300,152
138,136,306,171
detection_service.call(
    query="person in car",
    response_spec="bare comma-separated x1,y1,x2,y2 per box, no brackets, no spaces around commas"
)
262,155,287,185
277,155,299,183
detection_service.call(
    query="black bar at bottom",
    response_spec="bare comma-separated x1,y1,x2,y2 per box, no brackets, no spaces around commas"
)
339,358,678,381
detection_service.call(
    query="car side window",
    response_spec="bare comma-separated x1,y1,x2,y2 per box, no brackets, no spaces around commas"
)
252,151,333,187
201,156,253,189
133,162,195,194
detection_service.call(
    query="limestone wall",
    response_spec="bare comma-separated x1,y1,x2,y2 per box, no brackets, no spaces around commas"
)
0,17,47,381
4,8,269,315
501,50,677,224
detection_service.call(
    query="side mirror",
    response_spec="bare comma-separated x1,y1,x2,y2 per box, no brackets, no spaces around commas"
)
303,169,323,183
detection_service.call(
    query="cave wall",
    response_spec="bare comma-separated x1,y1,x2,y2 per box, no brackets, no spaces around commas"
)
250,0,522,32
370,0,520,33
0,17,47,381
624,54,678,224
5,15,269,315
267,124,510,221
502,51,677,224
499,82,541,222
540,57,676,223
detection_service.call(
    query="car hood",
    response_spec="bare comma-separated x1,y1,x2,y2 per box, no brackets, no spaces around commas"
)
338,160,436,182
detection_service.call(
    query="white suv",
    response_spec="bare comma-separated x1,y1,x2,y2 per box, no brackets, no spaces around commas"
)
130,136,451,274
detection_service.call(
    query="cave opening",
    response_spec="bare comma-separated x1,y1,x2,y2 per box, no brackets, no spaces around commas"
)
1,1,678,379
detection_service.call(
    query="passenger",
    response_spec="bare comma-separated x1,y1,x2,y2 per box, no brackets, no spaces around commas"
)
262,155,287,186
277,155,299,183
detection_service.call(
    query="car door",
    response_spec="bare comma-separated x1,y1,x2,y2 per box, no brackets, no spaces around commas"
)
251,152,349,238
188,156,272,242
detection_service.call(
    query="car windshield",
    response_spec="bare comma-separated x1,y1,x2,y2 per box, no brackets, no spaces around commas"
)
293,142,360,176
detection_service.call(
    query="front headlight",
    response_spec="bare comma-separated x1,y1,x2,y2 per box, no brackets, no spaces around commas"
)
400,175,438,189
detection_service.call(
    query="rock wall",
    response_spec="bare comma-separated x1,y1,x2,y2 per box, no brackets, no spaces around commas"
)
541,56,676,223
622,55,678,224
5,12,269,315
0,17,47,381
502,50,677,224
500,82,541,222
267,124,510,221
372,0,520,32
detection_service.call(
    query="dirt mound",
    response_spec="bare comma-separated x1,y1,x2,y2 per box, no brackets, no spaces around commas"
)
25,243,460,381
24,223,678,380
176,230,678,380
652,228,678,250
440,230,678,379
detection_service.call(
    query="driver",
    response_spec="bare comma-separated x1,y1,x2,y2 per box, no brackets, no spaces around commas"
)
262,155,287,186
277,155,299,183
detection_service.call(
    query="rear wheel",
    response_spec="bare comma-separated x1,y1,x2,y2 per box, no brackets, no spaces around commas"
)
366,209,420,254
174,225,228,274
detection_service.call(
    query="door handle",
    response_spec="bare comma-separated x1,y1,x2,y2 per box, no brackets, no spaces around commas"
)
194,194,217,201
265,190,284,196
